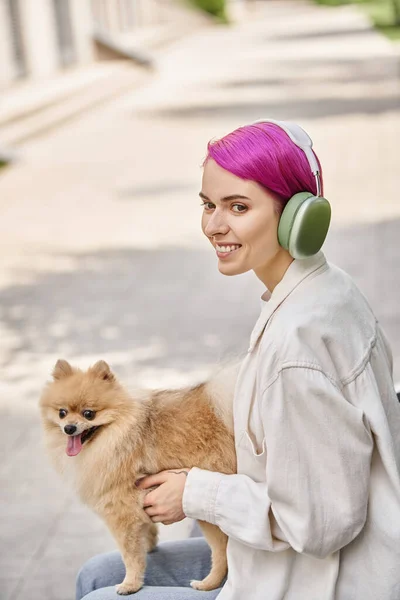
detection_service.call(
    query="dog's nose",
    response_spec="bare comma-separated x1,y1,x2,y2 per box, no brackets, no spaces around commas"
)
64,424,77,435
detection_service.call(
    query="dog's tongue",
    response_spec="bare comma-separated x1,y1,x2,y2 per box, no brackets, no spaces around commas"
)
66,434,83,457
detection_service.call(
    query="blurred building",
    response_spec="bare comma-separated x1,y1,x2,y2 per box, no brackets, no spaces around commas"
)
0,0,173,89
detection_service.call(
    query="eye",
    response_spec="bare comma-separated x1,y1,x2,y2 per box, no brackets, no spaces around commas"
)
200,201,215,211
232,204,247,213
82,410,96,420
59,409,68,419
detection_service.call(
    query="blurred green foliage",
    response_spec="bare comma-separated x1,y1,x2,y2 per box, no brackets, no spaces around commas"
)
188,0,227,22
313,0,400,39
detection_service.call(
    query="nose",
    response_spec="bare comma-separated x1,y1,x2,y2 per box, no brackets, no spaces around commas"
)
64,424,77,435
203,209,229,238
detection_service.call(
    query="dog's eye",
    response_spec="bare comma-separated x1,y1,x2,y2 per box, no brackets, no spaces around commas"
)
59,409,68,419
82,410,96,420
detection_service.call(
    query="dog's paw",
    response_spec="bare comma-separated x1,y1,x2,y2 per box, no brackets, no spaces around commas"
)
190,580,201,590
115,581,142,595
190,579,215,591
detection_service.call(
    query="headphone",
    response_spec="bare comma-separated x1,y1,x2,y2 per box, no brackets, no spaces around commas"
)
254,119,331,260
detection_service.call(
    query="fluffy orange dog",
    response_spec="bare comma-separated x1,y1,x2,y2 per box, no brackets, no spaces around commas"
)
39,359,237,595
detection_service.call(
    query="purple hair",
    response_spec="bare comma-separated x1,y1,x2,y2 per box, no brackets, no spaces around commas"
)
204,122,323,212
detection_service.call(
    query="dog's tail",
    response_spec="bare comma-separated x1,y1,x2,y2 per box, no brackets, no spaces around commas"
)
204,361,240,432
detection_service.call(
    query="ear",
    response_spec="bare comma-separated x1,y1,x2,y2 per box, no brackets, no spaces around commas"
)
52,359,74,380
90,360,115,382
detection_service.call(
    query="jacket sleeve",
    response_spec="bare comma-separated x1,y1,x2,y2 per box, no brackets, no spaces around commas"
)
183,366,373,557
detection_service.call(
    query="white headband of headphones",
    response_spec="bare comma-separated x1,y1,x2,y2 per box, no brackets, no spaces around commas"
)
253,118,322,197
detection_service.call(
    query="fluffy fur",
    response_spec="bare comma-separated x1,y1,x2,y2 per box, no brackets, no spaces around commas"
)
39,359,237,595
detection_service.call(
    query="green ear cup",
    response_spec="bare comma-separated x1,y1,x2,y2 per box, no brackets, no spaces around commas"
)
278,192,331,259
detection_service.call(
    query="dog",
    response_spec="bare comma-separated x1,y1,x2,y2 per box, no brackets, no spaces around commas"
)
39,359,237,595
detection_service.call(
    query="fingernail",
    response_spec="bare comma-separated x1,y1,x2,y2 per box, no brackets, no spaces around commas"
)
135,478,143,487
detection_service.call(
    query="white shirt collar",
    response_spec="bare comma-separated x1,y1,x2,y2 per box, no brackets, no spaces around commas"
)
250,252,328,352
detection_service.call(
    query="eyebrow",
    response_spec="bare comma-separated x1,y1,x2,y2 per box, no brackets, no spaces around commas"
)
199,192,250,202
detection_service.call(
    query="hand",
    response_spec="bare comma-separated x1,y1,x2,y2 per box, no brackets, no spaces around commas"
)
136,469,190,525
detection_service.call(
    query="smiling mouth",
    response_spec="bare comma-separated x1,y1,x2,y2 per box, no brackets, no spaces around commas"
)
215,244,242,257
81,426,100,444
66,426,101,457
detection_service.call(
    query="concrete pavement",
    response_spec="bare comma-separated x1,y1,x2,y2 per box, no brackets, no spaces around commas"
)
1,1,400,598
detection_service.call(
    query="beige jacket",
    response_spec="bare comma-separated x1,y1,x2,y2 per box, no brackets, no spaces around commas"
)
183,252,400,600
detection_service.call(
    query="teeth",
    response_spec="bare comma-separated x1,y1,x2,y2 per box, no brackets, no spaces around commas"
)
216,245,240,253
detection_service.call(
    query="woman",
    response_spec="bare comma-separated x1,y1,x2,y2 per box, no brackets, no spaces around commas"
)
76,120,400,600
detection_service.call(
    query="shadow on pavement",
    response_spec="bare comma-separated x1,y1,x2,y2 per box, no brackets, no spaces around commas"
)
137,52,399,121
0,247,260,380
143,95,400,122
268,26,378,42
221,57,400,87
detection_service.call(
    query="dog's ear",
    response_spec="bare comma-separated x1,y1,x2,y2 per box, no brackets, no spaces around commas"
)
90,360,115,382
53,359,73,380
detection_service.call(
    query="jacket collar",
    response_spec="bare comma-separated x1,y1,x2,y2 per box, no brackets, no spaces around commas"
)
248,251,328,352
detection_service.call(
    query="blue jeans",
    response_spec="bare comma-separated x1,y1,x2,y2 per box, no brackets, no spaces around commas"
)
76,538,223,599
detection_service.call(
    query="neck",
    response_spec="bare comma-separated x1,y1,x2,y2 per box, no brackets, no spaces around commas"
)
254,249,294,293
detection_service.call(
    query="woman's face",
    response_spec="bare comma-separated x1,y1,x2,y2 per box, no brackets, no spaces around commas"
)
201,159,288,284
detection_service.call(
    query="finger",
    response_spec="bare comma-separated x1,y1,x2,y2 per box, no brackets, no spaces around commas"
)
144,506,159,518
136,472,168,489
149,515,165,524
167,469,190,477
143,492,156,508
